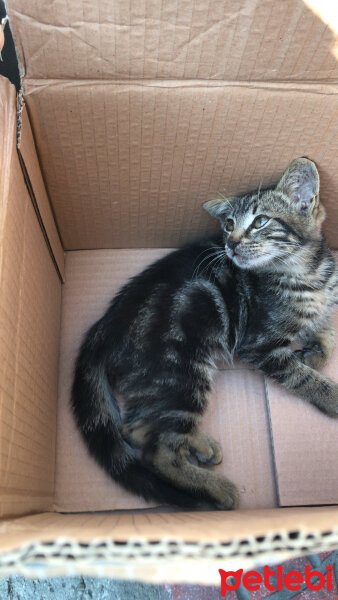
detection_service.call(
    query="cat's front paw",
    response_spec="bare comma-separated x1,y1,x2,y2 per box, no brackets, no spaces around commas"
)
294,343,327,370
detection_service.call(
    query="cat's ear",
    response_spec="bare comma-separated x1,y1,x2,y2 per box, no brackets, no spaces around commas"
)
203,198,230,220
276,158,319,211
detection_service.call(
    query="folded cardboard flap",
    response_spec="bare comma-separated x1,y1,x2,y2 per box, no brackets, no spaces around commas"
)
8,0,338,81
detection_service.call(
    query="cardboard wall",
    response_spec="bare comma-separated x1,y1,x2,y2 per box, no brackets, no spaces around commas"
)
0,77,62,518
7,0,338,250
24,82,338,249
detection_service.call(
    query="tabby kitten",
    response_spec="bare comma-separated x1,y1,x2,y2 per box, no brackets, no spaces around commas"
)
72,158,337,510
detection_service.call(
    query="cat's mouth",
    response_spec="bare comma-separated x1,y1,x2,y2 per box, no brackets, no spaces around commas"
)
227,247,275,269
226,246,250,264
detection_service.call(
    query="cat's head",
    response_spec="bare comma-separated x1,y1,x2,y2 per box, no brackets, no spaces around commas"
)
203,158,325,272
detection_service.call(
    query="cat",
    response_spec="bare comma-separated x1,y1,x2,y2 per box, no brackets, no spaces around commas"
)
71,158,338,510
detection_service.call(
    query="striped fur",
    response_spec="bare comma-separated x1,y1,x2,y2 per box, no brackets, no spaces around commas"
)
72,159,337,510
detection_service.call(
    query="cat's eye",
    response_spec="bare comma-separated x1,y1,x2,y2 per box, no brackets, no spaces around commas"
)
253,215,269,229
225,218,235,232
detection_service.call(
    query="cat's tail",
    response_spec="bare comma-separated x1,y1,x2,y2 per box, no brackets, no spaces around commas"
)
71,327,207,510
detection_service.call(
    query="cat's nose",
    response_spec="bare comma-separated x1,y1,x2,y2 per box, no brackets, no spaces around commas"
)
228,239,240,252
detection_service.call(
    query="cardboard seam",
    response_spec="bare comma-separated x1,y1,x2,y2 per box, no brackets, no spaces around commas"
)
23,79,338,95
264,376,281,508
17,149,64,283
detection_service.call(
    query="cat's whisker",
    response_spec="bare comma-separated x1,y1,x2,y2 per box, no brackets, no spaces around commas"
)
192,246,224,271
197,252,225,279
204,253,225,282
209,254,225,282
192,250,224,279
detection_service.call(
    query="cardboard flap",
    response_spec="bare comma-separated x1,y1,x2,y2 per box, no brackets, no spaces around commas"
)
0,509,338,581
8,0,338,81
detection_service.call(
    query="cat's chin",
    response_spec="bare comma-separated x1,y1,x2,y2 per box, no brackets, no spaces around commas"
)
230,253,275,270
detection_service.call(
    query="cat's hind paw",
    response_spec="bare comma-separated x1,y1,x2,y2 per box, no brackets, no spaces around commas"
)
188,431,223,465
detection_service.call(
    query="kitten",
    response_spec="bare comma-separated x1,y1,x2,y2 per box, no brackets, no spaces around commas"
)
72,158,338,510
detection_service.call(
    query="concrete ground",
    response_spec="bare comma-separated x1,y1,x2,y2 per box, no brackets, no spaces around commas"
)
0,577,168,600
0,551,337,599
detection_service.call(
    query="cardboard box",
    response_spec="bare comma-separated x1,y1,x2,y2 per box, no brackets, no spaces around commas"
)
0,0,337,583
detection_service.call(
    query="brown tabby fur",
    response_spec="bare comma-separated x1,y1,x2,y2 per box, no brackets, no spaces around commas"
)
72,158,337,510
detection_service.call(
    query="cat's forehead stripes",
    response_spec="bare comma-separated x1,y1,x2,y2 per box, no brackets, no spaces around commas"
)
230,193,267,217
227,194,268,232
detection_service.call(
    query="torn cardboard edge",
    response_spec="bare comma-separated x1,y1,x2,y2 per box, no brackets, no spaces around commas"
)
3,9,25,141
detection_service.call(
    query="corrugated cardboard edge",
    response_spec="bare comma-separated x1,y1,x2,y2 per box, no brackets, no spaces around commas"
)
0,509,338,582
18,106,65,280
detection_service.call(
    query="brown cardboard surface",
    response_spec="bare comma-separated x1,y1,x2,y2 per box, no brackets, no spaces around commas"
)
19,106,65,280
24,82,338,250
2,507,338,547
0,77,61,518
267,309,338,507
55,249,276,512
8,0,338,81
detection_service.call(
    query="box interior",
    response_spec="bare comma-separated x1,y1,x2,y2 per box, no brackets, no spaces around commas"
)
1,0,338,580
